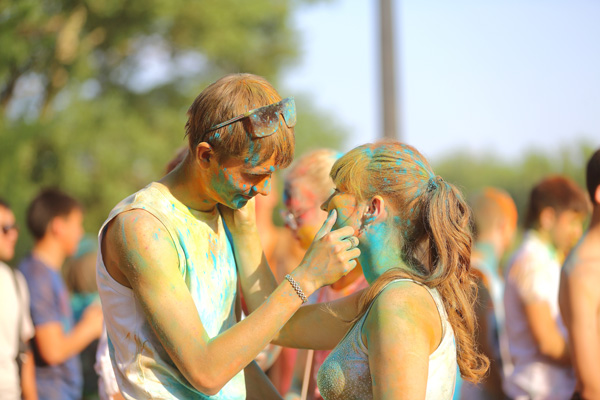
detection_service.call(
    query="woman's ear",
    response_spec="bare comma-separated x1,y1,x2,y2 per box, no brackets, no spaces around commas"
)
363,196,386,223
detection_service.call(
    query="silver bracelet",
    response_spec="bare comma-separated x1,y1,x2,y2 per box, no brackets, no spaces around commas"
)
285,274,308,304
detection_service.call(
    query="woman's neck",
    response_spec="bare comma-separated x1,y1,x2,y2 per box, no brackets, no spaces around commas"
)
358,219,406,284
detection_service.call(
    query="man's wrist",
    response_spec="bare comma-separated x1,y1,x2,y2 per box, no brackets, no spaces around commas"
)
229,224,260,239
289,268,317,299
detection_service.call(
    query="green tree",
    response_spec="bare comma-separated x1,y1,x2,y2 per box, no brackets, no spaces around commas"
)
434,140,597,227
0,0,347,262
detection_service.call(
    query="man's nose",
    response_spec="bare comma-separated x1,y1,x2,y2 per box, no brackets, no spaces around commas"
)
252,178,271,196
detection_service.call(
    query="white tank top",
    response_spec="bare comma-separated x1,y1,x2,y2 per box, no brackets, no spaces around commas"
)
317,278,457,399
96,182,245,399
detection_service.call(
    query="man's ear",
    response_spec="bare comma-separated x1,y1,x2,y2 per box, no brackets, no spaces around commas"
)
195,142,214,167
47,216,64,238
594,185,600,206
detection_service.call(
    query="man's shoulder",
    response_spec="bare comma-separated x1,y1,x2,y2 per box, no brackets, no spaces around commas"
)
18,255,53,280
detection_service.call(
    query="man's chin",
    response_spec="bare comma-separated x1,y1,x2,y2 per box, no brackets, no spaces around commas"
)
228,196,251,210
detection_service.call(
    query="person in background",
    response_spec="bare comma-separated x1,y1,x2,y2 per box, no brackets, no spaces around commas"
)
63,236,102,399
559,149,600,400
503,176,589,399
462,187,518,400
0,198,37,400
252,174,305,377
282,149,369,400
19,189,104,400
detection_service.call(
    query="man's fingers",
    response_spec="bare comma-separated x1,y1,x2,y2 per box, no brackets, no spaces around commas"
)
346,247,361,260
314,209,337,240
328,225,356,242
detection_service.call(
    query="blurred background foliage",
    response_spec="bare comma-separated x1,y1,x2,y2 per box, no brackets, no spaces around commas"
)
0,0,595,263
0,0,344,261
434,140,596,228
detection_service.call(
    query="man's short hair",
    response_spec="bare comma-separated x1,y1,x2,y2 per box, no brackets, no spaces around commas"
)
524,175,589,229
26,189,81,240
185,73,295,168
0,197,9,210
469,187,517,239
586,149,600,205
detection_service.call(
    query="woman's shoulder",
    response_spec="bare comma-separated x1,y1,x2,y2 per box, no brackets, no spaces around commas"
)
370,279,438,315
363,280,441,343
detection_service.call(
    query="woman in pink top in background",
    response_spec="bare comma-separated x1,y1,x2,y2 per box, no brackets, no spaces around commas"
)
281,149,369,400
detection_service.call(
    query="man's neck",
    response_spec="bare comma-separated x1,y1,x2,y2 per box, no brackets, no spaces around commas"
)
32,239,65,271
160,157,218,212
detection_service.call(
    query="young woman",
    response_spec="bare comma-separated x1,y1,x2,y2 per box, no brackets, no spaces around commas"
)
282,149,369,400
274,141,488,399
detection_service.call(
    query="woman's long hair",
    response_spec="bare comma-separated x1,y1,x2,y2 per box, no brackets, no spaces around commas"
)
330,141,489,383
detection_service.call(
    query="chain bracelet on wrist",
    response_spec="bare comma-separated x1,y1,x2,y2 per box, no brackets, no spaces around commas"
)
285,274,308,304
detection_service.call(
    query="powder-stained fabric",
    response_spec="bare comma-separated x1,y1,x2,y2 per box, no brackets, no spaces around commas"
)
96,182,244,399
317,278,456,400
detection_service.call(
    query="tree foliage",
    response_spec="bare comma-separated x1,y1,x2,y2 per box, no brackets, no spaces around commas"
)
434,140,597,228
0,0,346,262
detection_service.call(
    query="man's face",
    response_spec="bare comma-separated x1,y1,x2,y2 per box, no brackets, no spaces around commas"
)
550,209,585,256
55,208,85,257
209,154,278,210
0,206,19,262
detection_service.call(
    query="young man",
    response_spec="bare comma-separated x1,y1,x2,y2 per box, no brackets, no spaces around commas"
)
19,189,104,400
0,198,37,400
503,176,589,399
559,149,600,400
98,73,360,399
462,187,518,400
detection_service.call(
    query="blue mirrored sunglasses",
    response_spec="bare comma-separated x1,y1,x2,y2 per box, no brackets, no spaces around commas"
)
204,97,296,138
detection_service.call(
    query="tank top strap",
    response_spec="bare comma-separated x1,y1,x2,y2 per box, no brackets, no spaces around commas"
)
359,278,447,339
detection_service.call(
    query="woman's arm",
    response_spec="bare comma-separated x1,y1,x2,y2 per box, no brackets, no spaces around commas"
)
272,289,364,350
364,282,441,400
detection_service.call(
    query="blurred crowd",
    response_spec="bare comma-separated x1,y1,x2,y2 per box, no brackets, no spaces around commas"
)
1,146,599,400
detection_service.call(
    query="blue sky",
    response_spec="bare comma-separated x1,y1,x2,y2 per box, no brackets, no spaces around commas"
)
282,0,600,161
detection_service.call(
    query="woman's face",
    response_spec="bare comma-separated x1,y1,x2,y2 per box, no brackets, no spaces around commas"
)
283,179,331,249
320,188,366,236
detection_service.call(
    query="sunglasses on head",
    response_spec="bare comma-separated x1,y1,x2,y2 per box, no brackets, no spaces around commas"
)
1,223,18,235
204,97,296,139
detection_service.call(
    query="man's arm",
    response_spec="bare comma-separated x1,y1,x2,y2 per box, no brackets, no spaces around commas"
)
219,200,279,313
102,209,358,396
560,262,600,398
523,302,570,364
34,302,103,365
510,257,570,364
20,349,37,400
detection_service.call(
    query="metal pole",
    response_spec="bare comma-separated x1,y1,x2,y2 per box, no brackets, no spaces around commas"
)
380,0,400,140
